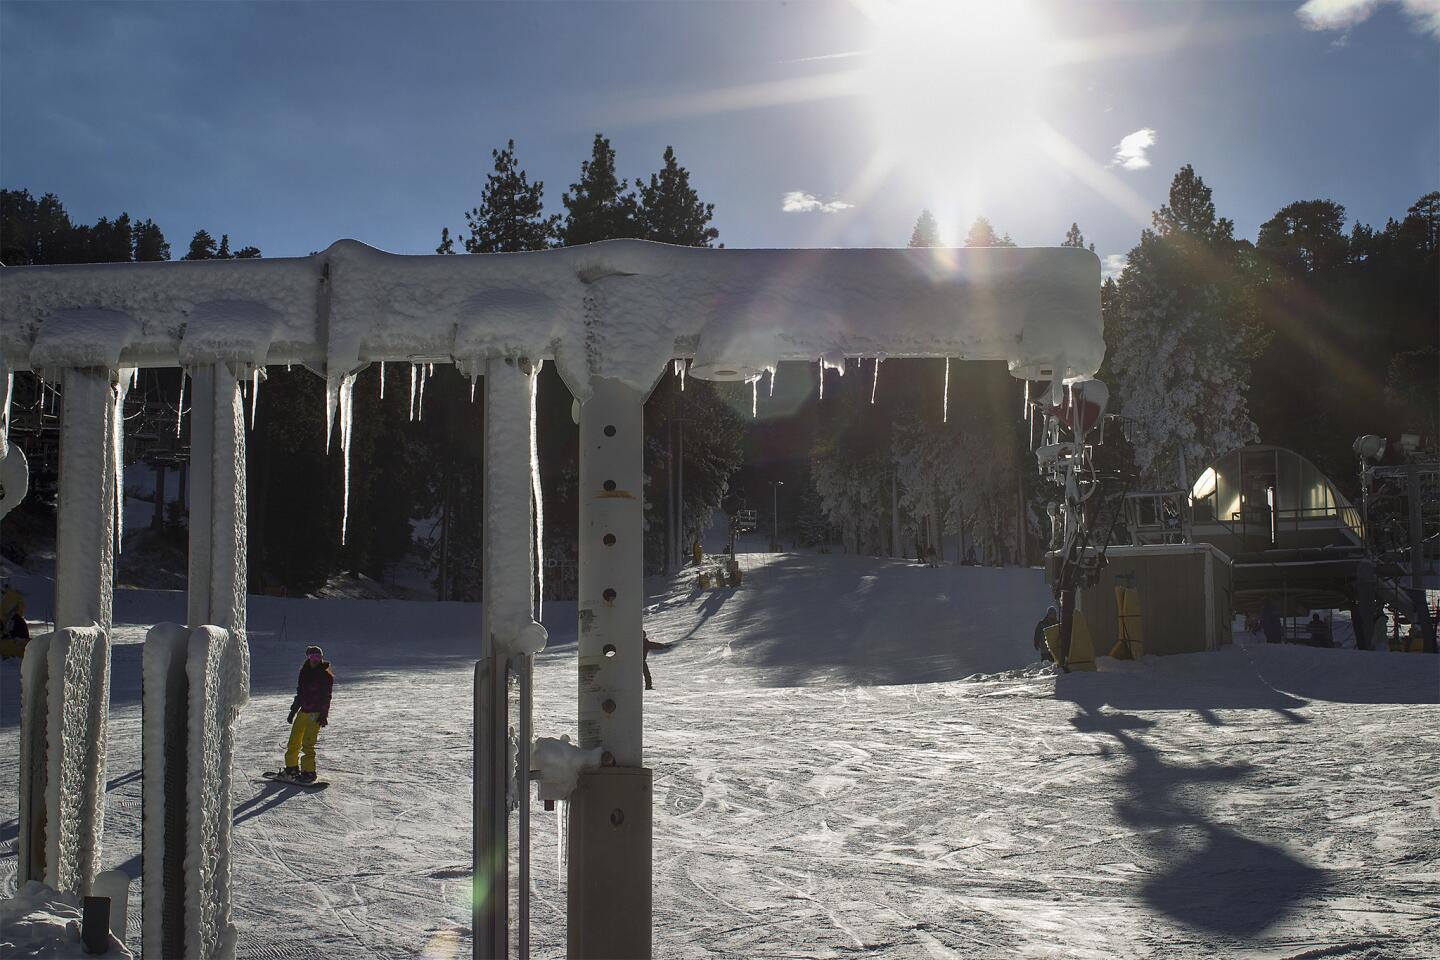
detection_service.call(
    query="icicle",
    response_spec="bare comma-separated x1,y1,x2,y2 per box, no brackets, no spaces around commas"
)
409,363,418,421
769,365,776,397
1,368,13,459
529,361,544,622
339,371,357,545
818,359,825,400
679,360,686,391
250,368,261,429
417,363,428,421
943,357,950,424
379,360,386,400
175,369,186,437
751,377,758,418
870,357,881,405
1023,379,1031,421
114,369,134,555
470,375,477,403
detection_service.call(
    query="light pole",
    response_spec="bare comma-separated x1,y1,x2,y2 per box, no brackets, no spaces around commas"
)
770,480,784,552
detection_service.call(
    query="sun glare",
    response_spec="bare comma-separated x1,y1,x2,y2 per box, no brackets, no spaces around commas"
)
854,0,1057,227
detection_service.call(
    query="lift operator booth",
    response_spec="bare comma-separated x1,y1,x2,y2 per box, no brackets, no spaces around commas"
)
0,239,1104,958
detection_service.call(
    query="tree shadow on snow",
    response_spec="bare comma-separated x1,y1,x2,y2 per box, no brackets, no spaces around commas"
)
1063,704,1329,940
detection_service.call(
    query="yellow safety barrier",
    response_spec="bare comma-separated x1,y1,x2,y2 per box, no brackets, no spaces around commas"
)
1045,612,1096,672
1109,586,1145,660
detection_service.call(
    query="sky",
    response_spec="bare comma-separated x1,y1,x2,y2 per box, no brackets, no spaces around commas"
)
1,0,1436,276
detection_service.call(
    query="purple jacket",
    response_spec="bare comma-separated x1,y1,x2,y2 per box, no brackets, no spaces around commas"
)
291,662,334,721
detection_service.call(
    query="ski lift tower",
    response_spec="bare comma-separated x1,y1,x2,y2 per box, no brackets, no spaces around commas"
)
1,240,1103,958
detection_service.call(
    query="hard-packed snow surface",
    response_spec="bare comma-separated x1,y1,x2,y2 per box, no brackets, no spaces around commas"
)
0,880,133,959
2,553,1438,958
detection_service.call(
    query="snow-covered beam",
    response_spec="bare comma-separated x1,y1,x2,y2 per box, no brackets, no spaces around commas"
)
1,241,1105,398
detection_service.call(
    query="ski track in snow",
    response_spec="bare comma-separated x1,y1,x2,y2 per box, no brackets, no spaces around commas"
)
2,553,1438,959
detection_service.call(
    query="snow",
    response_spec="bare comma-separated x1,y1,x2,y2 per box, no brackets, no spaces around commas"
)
2,554,1437,958
2,242,1105,402
0,881,133,959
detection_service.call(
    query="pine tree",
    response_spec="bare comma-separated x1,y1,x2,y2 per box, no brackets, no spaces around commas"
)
635,146,719,247
463,139,559,253
132,219,170,261
436,227,456,255
183,229,218,261
234,245,261,259
1061,222,1084,248
908,209,941,248
963,217,1017,248
1106,165,1260,486
560,133,639,246
216,234,233,259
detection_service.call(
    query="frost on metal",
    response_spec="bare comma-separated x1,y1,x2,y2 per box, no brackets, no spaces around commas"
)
141,622,190,960
185,626,249,960
1,241,1105,399
138,624,248,960
17,626,111,896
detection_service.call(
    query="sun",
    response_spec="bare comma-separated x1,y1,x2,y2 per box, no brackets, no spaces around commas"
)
852,0,1058,232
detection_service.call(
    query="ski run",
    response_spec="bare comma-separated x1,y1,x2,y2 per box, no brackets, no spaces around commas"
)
2,550,1438,959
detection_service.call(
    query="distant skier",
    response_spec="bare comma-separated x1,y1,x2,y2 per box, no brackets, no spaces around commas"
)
642,630,670,691
1033,605,1058,662
1306,613,1332,648
1260,599,1283,645
280,645,334,784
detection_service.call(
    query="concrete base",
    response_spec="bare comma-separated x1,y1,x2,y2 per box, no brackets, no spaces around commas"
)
567,767,652,960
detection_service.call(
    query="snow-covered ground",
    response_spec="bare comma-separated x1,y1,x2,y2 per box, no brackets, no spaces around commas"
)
3,552,1438,958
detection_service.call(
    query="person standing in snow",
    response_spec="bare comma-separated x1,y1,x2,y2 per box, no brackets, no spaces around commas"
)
1033,605,1058,662
1306,612,1332,648
1260,599,1284,645
642,630,669,690
281,645,334,783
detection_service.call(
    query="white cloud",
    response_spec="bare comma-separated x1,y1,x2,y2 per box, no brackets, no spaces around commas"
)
1102,254,1129,281
1110,129,1156,171
781,191,854,214
1297,0,1440,38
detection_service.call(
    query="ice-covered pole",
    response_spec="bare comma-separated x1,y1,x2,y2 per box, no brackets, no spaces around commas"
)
54,367,120,632
476,356,541,959
570,375,651,959
186,364,248,637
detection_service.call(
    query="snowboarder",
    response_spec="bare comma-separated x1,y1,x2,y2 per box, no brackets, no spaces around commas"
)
1033,605,1058,662
642,630,669,690
280,645,333,784
1306,613,1332,648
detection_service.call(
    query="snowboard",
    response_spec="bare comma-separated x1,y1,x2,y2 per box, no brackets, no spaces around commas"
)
260,771,330,790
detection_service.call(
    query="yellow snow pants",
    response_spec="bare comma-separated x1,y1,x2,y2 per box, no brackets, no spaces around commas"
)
285,711,322,772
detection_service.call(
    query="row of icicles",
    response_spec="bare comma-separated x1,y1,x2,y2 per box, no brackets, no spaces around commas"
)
735,355,954,423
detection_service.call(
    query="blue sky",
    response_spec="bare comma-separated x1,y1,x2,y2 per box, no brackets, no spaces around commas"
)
2,0,1435,273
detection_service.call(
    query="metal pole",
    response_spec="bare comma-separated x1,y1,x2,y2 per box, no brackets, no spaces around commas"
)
186,364,247,636
571,376,651,959
476,356,539,959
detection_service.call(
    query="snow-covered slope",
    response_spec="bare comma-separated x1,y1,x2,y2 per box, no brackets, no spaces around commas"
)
2,552,1437,959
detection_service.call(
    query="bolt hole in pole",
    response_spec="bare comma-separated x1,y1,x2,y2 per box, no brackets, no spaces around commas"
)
604,424,617,437
603,588,617,603
602,644,617,658
610,808,625,826
603,480,617,491
603,533,616,546
602,699,616,714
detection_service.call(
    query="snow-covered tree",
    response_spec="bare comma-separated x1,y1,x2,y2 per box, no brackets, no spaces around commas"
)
1105,164,1260,486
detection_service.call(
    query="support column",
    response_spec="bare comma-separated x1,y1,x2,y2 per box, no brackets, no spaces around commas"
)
476,357,539,959
570,376,651,959
54,367,120,632
186,364,248,636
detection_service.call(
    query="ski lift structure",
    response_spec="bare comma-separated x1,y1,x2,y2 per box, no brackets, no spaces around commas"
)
0,239,1104,958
